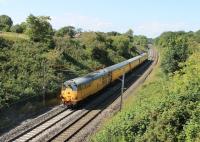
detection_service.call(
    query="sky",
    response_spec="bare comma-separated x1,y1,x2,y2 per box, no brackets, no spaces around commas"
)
0,0,200,38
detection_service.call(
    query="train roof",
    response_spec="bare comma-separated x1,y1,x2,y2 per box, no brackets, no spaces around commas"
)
64,53,147,87
104,60,128,72
104,53,146,72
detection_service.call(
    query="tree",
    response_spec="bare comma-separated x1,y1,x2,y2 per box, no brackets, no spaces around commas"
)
92,47,108,60
161,35,188,74
55,26,76,38
26,14,54,47
0,15,13,32
20,22,27,33
112,35,131,58
154,31,186,48
0,41,58,107
107,31,121,36
133,35,148,51
10,24,23,33
125,29,134,37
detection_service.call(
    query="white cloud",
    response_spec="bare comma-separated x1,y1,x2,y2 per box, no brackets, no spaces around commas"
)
51,13,113,31
133,22,198,38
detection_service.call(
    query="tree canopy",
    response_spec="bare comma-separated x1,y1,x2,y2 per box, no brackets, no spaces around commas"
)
125,29,134,38
26,14,54,47
0,15,13,32
155,32,189,74
10,24,23,33
55,26,76,38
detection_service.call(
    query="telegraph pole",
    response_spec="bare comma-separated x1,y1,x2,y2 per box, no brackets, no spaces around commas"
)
120,74,125,111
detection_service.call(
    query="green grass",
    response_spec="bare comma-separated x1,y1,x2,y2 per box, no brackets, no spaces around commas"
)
0,32,28,41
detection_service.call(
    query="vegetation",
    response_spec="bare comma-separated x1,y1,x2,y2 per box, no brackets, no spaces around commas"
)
155,32,189,74
0,14,148,108
0,15,13,32
26,14,54,47
0,32,28,41
91,31,200,142
55,26,76,37
10,24,24,33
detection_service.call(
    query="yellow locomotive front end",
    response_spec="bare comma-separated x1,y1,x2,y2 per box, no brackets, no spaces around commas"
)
60,81,78,105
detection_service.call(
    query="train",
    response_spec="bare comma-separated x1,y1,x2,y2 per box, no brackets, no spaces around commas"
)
60,53,148,105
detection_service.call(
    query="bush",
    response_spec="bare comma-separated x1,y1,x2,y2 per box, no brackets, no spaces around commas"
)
0,37,13,48
0,41,58,107
111,35,131,58
55,26,76,38
10,24,23,33
157,32,189,74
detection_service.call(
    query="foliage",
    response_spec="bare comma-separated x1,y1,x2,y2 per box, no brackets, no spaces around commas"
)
111,35,132,58
155,32,189,74
125,29,134,39
10,24,23,33
133,35,148,52
20,22,27,33
0,15,13,32
26,14,54,47
0,37,13,48
92,47,108,63
107,31,121,36
0,41,58,107
55,26,76,38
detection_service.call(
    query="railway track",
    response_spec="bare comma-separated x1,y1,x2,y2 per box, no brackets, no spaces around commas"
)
13,109,75,142
0,105,69,142
1,48,157,142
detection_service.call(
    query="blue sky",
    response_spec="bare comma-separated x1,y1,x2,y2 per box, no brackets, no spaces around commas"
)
0,0,199,37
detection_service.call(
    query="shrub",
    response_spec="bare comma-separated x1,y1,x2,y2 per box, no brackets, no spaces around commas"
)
10,24,23,33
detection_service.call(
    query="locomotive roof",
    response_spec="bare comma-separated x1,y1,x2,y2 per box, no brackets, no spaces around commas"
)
64,53,147,87
64,69,108,86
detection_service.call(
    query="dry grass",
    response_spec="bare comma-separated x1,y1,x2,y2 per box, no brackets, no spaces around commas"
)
0,32,28,41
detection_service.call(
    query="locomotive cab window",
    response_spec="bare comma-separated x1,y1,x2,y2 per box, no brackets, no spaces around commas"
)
71,84,77,91
63,83,77,91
